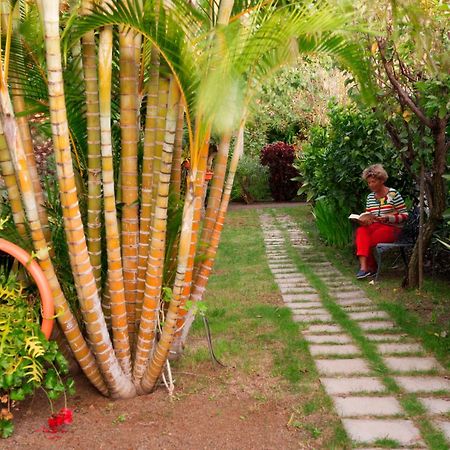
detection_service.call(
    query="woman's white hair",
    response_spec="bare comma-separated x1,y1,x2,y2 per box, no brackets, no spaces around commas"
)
362,164,388,182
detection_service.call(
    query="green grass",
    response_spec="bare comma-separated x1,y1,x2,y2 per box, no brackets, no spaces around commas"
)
177,208,350,448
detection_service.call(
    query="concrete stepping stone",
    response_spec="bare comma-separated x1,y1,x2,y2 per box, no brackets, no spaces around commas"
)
282,294,320,303
310,344,360,356
394,376,450,393
320,377,386,395
291,308,329,315
349,311,390,321
365,334,408,343
304,334,353,344
280,287,318,294
377,343,424,354
273,273,306,279
336,298,373,307
334,291,366,299
332,396,403,417
269,264,297,270
293,314,332,323
342,419,423,446
358,321,397,331
419,398,450,414
277,283,314,290
270,268,298,274
384,357,443,372
315,358,370,375
285,301,323,309
344,305,377,312
434,420,450,442
306,324,343,333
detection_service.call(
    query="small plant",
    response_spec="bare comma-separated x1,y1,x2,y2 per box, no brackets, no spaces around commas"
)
260,142,299,201
0,272,74,438
312,197,353,248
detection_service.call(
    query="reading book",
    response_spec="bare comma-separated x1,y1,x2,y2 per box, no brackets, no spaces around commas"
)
348,212,373,221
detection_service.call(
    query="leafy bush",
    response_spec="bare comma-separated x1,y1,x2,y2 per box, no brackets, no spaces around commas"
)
232,154,271,203
0,272,74,438
260,142,299,202
312,197,353,248
295,104,414,214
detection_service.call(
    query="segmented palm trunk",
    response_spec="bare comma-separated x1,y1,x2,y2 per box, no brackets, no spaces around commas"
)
179,124,244,347
40,1,135,398
98,24,133,378
119,27,140,337
0,66,108,396
10,80,50,242
81,0,103,291
141,136,209,392
136,48,160,325
170,101,184,200
133,78,180,386
0,122,27,237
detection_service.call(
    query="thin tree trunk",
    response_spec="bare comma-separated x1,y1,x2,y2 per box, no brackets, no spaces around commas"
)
169,101,184,200
133,78,179,386
81,0,103,292
119,26,140,338
98,24,133,377
136,46,160,325
40,0,135,398
178,123,244,350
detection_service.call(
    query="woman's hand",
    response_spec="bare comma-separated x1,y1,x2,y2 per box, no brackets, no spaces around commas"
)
359,214,375,225
375,215,391,224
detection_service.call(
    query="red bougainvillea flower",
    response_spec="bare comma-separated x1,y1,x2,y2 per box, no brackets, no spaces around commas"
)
59,407,73,425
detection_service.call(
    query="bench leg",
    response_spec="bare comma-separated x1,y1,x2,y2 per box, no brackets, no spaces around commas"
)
375,248,382,281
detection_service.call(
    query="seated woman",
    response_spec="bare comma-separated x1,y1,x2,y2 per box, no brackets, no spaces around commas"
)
355,164,408,279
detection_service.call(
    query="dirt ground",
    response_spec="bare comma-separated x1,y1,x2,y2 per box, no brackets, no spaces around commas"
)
7,363,313,450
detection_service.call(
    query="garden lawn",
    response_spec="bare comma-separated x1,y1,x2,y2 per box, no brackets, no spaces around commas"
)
8,206,348,449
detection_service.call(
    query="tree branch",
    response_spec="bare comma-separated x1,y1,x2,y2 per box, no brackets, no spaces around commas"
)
376,38,433,128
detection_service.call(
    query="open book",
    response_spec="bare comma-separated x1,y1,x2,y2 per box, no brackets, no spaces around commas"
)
348,212,373,221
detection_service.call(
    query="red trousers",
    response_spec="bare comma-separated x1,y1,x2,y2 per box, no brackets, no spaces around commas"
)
355,223,401,270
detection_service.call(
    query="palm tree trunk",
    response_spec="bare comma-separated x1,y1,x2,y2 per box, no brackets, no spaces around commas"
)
81,0,103,292
40,0,135,398
140,135,209,392
0,67,108,397
179,123,244,349
133,77,180,385
119,26,140,338
98,24,133,377
170,101,184,201
0,121,27,237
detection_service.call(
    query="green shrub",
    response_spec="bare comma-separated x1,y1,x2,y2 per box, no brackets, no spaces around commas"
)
295,104,414,214
232,154,271,203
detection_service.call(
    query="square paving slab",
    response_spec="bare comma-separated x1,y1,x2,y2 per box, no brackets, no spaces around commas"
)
315,358,370,375
394,376,450,393
332,396,403,417
384,356,443,372
320,377,386,395
342,419,423,446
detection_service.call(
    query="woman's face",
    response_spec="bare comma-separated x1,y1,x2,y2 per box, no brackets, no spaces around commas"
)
366,176,384,193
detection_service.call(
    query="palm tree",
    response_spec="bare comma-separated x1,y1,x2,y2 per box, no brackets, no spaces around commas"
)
1,0,370,397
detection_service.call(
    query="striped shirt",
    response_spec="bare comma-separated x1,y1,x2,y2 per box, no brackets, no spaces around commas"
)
365,188,409,226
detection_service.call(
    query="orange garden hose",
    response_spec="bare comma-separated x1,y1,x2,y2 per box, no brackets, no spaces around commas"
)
0,238,54,339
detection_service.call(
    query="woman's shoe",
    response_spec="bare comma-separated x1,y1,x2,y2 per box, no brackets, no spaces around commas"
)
356,269,372,279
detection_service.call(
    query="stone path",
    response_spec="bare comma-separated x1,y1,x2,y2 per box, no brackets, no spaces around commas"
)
259,212,450,449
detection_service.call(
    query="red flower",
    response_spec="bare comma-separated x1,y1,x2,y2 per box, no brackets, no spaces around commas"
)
59,407,73,425
43,408,73,434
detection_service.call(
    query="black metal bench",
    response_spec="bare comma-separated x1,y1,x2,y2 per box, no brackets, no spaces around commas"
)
374,207,420,280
